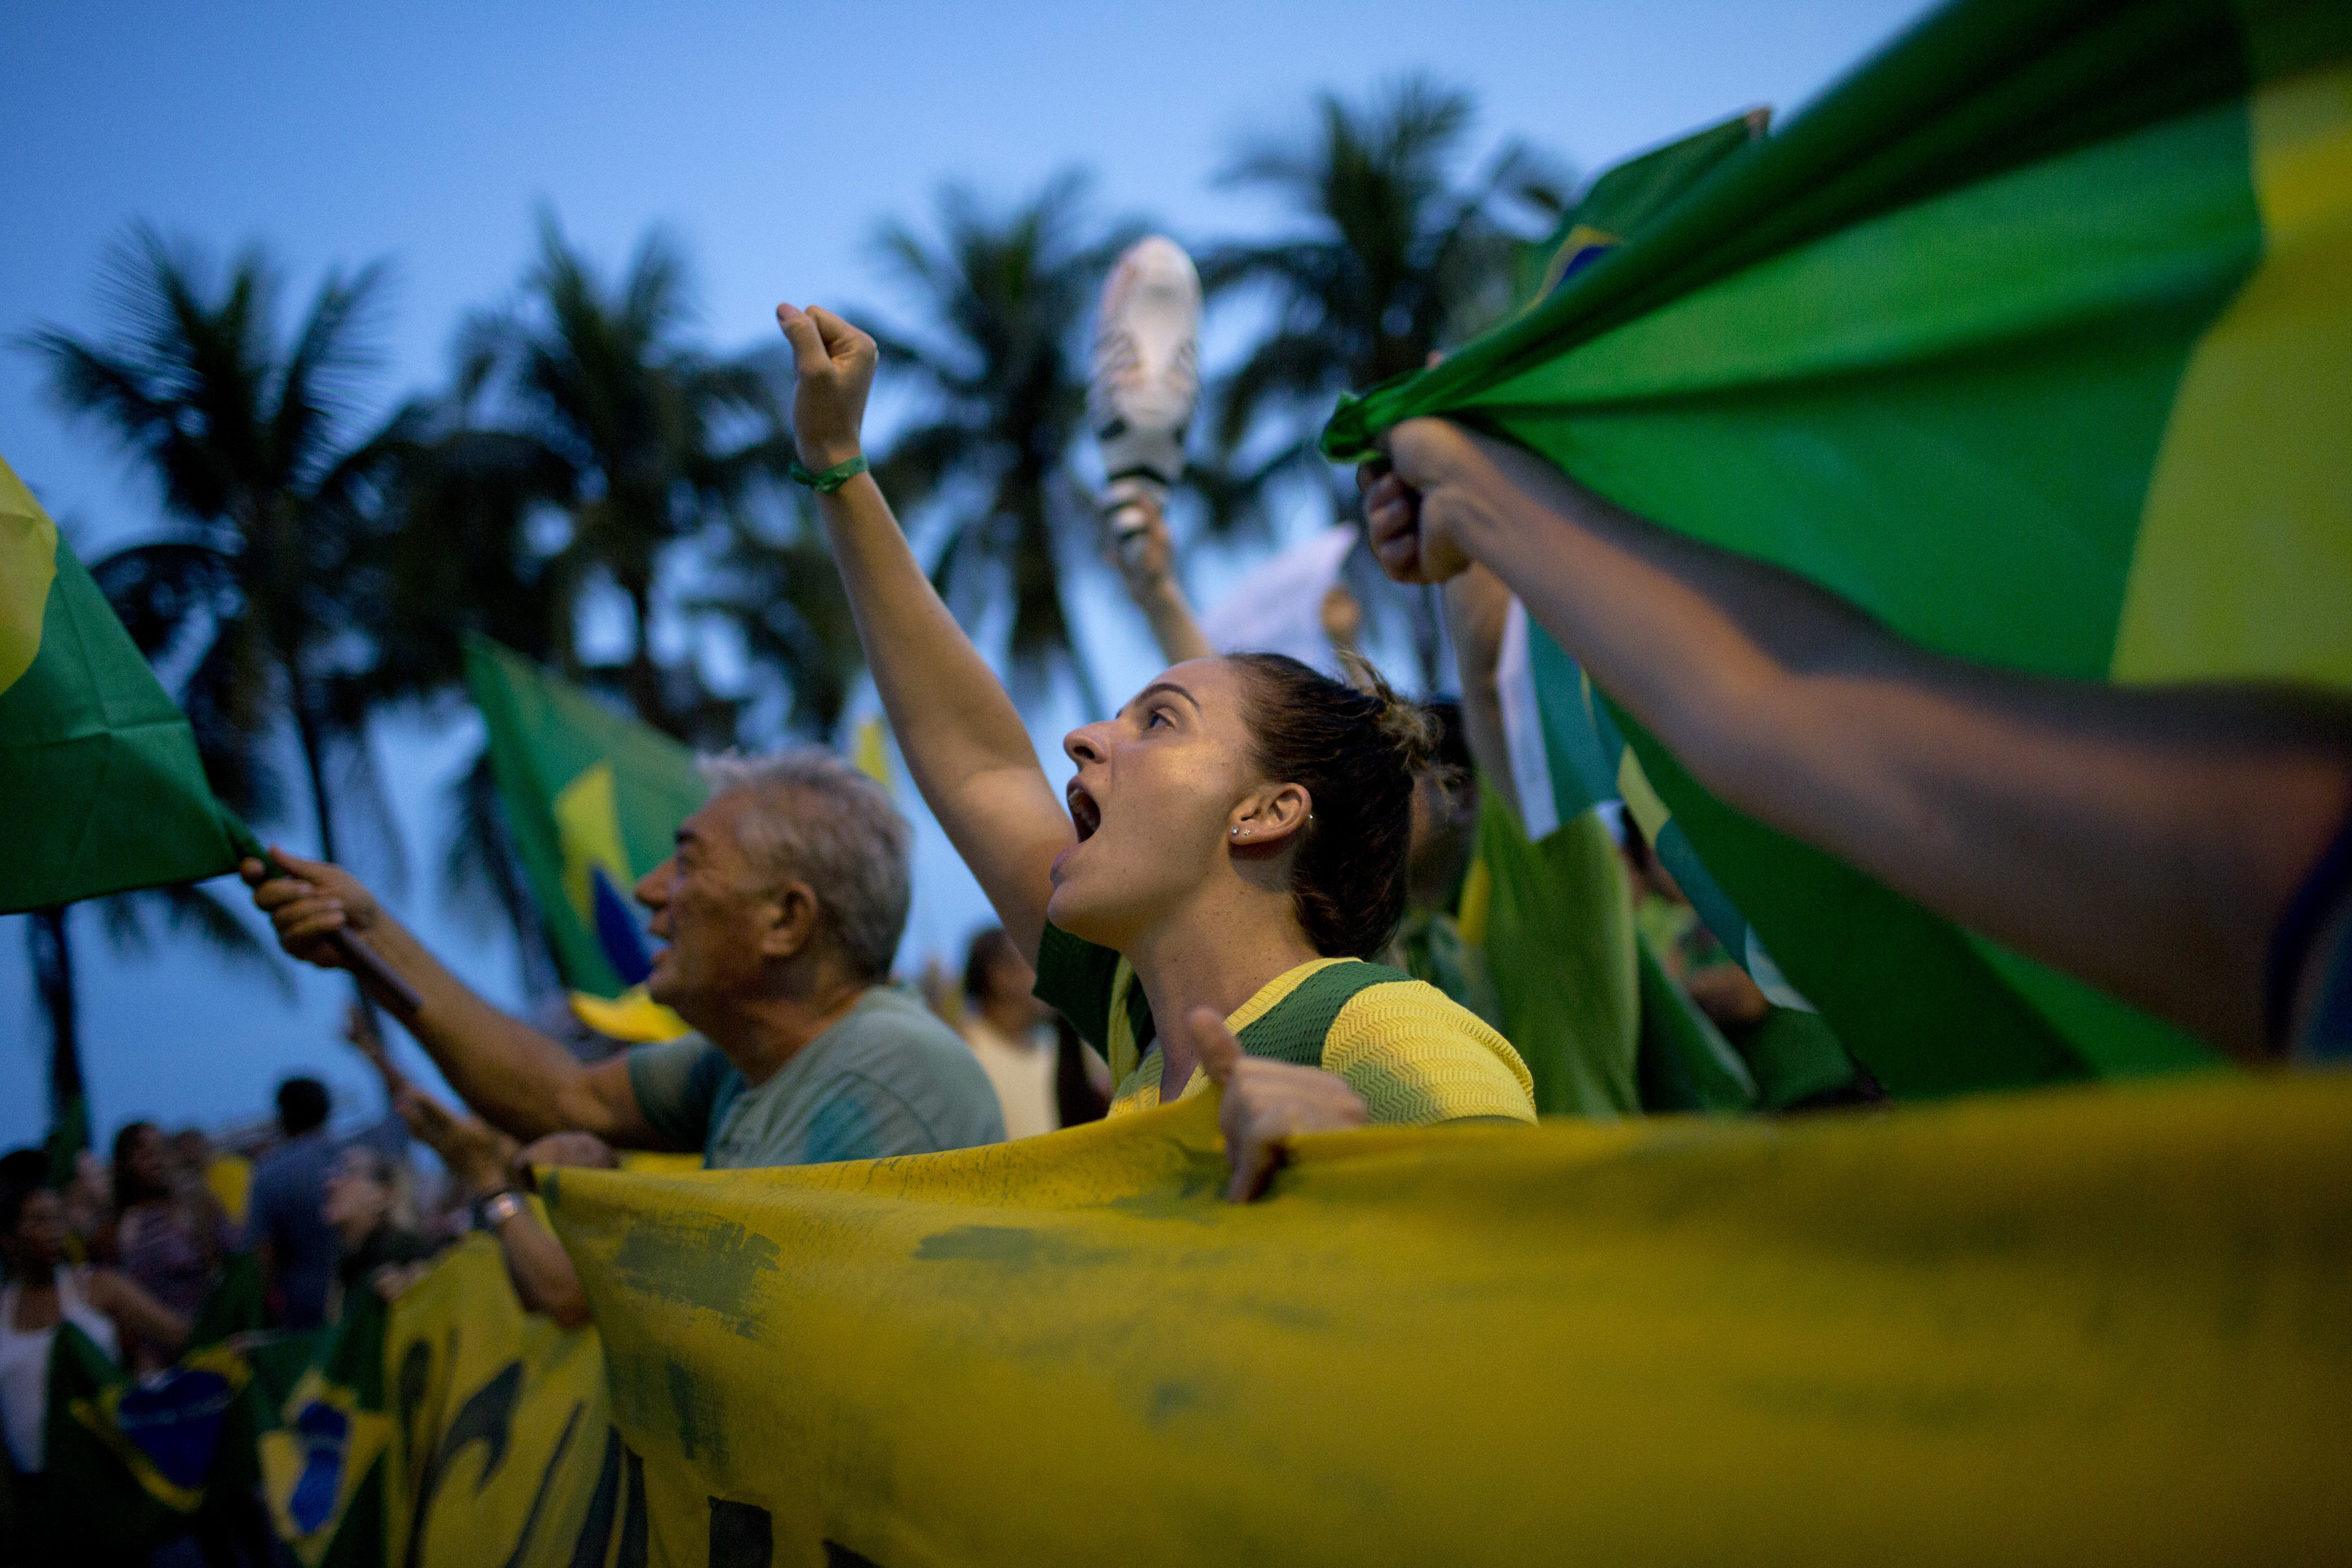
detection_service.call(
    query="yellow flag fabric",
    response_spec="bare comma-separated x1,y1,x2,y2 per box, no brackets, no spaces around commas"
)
0,455,59,696
383,1236,611,1568
569,984,693,1044
543,1076,2352,1566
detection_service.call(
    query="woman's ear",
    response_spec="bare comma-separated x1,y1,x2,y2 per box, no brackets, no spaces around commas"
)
1229,784,1313,850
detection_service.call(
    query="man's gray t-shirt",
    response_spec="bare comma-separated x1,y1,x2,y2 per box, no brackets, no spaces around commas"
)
625,986,1004,1168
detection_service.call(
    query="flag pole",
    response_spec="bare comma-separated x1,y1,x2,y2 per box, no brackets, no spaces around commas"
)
327,925,423,1024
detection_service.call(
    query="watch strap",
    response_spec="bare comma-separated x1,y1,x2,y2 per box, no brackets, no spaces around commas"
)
476,1190,528,1230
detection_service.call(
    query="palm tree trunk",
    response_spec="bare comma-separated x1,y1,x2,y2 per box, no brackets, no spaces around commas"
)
29,905,92,1175
293,696,342,864
621,575,679,739
1067,648,1110,723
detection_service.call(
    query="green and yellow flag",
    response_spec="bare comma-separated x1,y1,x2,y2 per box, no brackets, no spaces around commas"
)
0,453,252,912
49,1235,607,1568
1324,0,2351,1094
376,1237,612,1568
463,635,705,1002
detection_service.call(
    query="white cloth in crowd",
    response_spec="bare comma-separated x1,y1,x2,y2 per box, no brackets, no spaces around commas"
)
1,1266,117,1473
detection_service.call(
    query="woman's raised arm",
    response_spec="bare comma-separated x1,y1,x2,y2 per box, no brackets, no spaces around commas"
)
775,303,1072,964
89,1269,189,1362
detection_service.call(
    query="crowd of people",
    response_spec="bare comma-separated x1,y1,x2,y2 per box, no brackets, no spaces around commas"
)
6,273,2346,1562
0,1010,441,1560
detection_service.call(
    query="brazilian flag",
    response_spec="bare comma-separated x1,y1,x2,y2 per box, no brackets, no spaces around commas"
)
37,1257,273,1559
1324,0,2350,1095
258,1291,392,1568
463,634,704,1002
0,452,255,911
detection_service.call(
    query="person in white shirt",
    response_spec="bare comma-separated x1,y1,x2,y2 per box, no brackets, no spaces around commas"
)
2,1181,187,1545
957,928,1060,1141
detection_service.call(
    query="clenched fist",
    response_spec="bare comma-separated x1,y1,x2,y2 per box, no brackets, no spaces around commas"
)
774,303,877,473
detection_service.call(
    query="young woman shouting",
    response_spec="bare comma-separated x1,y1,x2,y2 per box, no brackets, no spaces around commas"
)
773,303,1534,1197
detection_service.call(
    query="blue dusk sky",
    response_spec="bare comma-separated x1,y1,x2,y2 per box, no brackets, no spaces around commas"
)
0,0,1937,1147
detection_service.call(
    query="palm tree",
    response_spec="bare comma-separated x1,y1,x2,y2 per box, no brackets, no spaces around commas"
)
446,213,786,747
24,906,85,1173
864,172,1138,707
24,888,291,1171
349,418,579,995
358,421,580,697
696,494,864,741
351,216,802,982
28,224,405,879
1202,77,1568,495
30,229,394,1116
1194,78,1565,685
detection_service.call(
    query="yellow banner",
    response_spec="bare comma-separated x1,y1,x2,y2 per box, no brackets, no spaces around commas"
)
380,1235,613,1568
542,1074,2352,1566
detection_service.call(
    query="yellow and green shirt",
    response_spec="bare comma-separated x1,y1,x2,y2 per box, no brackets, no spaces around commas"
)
1032,923,1536,1125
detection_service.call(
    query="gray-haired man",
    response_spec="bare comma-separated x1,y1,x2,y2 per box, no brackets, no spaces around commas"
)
244,750,1004,1171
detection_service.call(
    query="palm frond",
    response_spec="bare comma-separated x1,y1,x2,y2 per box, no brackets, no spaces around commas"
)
95,883,294,1000
1211,329,1349,452
1198,77,1566,558
854,169,1126,693
441,748,563,996
273,259,394,486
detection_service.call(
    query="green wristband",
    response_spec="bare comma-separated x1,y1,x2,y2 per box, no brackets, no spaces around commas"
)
789,454,869,493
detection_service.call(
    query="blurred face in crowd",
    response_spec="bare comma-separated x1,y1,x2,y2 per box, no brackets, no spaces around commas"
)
113,1121,175,1209
3,1189,66,1273
322,1148,394,1248
123,1125,171,1197
635,790,795,1018
979,946,1048,1030
1406,771,1479,914
172,1129,211,1175
65,1150,109,1219
1052,658,1272,951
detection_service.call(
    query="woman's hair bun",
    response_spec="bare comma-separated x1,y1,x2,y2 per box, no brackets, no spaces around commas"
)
1338,649,1440,772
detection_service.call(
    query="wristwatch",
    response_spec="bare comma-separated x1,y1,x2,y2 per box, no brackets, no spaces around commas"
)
475,1190,528,1230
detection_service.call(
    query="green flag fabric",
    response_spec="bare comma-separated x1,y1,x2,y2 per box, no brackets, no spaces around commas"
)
1494,598,1859,1109
0,453,252,912
1633,925,1759,1113
1323,0,2350,1095
463,634,706,998
1466,795,1642,1116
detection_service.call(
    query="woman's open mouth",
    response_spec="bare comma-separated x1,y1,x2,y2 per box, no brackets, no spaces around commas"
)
1067,781,1102,842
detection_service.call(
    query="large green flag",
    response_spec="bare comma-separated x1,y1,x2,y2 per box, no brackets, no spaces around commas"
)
0,453,252,911
463,634,705,999
1324,0,2350,1096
